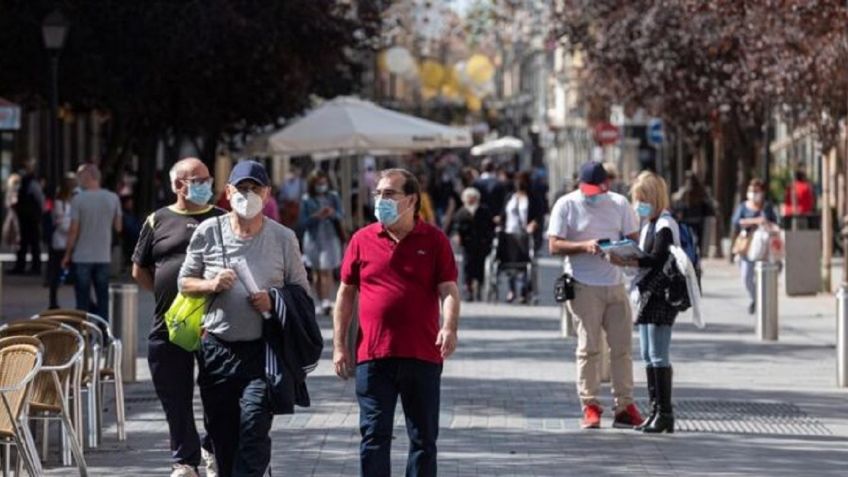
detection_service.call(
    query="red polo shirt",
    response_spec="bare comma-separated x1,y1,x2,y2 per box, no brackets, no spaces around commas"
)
341,220,457,364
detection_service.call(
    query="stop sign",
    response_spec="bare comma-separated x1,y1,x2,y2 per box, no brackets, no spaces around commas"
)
593,122,620,146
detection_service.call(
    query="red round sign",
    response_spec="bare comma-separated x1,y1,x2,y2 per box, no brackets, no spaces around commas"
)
593,122,620,146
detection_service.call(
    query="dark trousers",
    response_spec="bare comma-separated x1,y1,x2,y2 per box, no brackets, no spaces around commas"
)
73,262,110,320
198,334,272,477
14,219,41,272
47,248,65,309
462,249,488,285
356,358,442,477
148,334,212,468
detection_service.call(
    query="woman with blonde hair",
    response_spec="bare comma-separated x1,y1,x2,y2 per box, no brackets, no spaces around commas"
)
610,171,678,433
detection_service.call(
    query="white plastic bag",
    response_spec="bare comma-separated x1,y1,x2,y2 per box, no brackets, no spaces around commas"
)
746,226,770,262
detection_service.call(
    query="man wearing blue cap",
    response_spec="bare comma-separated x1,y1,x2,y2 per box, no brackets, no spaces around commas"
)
179,160,310,476
547,161,643,430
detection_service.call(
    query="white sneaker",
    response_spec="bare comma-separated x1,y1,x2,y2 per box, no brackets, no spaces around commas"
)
170,464,198,477
202,448,218,477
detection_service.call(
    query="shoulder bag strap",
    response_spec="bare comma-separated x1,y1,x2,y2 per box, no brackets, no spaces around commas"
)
216,215,229,268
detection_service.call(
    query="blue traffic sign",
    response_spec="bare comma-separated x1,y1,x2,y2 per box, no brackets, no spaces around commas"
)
647,118,664,146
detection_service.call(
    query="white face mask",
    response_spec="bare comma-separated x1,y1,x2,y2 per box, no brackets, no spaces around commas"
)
747,191,763,203
230,191,264,219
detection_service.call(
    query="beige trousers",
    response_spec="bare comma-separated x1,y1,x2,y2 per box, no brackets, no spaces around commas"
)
567,282,634,413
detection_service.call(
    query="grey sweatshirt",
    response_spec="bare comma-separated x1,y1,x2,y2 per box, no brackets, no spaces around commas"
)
179,215,309,342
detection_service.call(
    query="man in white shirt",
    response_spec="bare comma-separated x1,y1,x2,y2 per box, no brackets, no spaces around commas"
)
547,161,643,430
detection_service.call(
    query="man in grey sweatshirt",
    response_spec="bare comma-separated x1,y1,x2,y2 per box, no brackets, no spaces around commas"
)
179,161,308,477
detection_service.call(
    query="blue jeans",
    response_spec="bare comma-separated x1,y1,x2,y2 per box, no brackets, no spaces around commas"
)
639,324,672,368
73,262,110,320
356,358,442,477
740,259,756,303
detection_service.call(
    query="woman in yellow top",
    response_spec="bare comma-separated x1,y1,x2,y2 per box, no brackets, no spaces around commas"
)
417,173,436,225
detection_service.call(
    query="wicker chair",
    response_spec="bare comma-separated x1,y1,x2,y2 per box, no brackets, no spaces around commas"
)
35,309,126,445
0,336,43,476
27,329,88,476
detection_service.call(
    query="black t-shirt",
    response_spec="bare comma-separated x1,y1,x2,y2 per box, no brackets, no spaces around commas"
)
132,205,225,338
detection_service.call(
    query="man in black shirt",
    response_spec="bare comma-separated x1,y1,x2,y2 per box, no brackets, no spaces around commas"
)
132,157,224,477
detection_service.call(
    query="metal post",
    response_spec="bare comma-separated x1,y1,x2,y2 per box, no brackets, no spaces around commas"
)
48,54,60,196
755,261,779,341
109,283,138,382
837,285,848,387
560,303,575,338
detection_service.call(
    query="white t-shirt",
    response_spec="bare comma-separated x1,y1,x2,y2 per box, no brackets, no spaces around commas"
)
547,190,639,286
504,194,529,234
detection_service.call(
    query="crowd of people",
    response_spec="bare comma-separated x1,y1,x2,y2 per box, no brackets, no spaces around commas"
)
0,150,818,476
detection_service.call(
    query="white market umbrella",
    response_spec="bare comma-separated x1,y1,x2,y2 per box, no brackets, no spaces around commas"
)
269,96,470,156
470,136,524,156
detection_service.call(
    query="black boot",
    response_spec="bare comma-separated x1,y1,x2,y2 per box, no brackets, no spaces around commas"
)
634,367,657,431
644,366,674,434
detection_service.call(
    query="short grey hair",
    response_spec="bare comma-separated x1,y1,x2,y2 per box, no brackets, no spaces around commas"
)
169,157,201,193
461,187,480,204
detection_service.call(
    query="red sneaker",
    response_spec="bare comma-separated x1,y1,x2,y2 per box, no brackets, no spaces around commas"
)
613,403,644,429
581,404,602,429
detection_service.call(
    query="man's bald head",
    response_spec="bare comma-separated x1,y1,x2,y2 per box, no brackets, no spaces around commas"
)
169,157,209,193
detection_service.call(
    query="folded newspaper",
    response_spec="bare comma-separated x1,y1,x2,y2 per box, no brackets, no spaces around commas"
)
599,239,645,260
231,260,272,318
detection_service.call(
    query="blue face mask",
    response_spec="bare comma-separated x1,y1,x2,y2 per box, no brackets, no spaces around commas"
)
636,201,653,218
186,181,213,205
375,198,404,226
374,198,399,225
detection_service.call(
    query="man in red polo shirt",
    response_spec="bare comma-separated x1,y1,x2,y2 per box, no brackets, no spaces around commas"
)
333,168,460,477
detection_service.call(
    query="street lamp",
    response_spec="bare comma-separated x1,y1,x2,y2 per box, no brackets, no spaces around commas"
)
41,9,69,198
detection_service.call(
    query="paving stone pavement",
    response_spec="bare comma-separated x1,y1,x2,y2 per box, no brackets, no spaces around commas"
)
2,258,847,476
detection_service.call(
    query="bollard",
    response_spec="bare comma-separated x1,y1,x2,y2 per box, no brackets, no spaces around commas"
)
755,261,779,341
560,303,576,338
837,284,848,388
109,283,138,382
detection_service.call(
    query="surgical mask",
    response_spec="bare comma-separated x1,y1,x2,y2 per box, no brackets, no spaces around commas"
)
316,184,328,194
375,197,409,226
186,182,213,205
747,191,763,203
635,201,653,218
584,193,606,205
230,191,264,219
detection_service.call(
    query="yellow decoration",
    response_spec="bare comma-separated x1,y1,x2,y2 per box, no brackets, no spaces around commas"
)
465,95,482,112
377,50,388,72
419,60,446,89
421,86,439,101
466,54,495,85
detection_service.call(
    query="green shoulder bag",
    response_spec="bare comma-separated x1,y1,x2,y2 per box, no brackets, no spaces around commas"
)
165,216,228,352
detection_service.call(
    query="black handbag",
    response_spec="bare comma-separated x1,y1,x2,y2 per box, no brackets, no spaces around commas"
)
554,273,575,302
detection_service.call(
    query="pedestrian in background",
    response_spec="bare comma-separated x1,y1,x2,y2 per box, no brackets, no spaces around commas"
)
2,173,21,253
547,161,643,430
278,165,305,229
453,187,494,301
48,172,77,309
473,158,507,226
333,168,460,477
62,164,121,320
179,161,309,476
672,171,715,249
132,157,223,477
782,167,815,224
11,158,44,275
610,171,679,434
299,170,344,316
731,178,778,314
502,171,544,303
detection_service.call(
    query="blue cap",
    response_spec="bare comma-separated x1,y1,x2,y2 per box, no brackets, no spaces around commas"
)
578,161,609,196
228,160,270,187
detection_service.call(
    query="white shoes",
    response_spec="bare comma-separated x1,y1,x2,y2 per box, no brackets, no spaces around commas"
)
202,448,218,477
171,464,198,477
